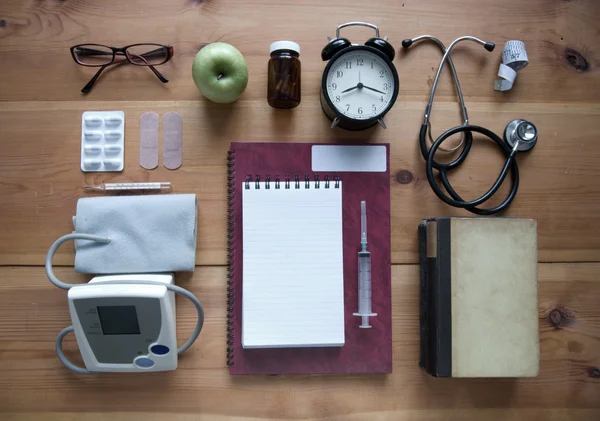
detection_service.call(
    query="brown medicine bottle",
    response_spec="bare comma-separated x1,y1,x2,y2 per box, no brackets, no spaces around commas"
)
268,41,301,109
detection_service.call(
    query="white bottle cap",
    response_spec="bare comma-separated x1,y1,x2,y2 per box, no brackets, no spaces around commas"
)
269,41,300,55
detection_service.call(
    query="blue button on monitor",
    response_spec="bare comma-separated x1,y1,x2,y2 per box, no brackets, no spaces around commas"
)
150,344,170,355
135,357,155,368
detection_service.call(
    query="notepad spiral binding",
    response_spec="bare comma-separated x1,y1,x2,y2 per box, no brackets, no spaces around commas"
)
226,150,236,366
244,174,340,189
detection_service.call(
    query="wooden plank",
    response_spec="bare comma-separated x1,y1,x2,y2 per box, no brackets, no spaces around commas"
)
2,410,600,421
0,264,598,418
0,0,598,103
1,101,600,265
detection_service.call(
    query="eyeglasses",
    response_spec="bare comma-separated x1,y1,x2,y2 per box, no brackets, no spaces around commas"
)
70,43,174,94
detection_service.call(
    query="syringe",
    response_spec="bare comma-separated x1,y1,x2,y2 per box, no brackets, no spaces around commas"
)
353,201,377,328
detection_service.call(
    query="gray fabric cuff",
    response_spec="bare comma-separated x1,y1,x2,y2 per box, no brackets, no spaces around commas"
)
73,194,197,274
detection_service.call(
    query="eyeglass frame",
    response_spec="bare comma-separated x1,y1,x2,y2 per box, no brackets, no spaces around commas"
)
70,43,174,94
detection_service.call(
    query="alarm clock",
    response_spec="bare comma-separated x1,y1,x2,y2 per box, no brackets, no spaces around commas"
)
320,22,399,131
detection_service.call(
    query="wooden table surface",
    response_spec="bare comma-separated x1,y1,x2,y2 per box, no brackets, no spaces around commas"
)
1,0,599,419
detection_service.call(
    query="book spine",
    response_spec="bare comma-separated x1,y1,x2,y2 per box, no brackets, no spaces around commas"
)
418,221,430,372
419,219,441,376
435,218,452,377
226,150,236,367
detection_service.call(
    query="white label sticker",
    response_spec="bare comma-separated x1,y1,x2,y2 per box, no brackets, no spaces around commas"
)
311,145,386,172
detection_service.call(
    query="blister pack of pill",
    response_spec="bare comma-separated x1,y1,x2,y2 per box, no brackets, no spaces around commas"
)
80,111,125,172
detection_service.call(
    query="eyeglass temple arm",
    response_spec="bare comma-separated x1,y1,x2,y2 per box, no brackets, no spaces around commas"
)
130,53,169,83
81,66,107,94
139,47,170,59
80,60,128,94
147,65,169,83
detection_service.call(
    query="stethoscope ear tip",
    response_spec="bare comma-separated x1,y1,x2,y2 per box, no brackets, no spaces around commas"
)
401,39,413,48
484,42,495,52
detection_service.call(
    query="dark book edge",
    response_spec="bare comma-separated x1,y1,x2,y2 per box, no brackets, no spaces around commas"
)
435,217,452,377
418,220,429,372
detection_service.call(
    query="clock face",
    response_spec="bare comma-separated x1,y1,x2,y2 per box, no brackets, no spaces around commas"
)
325,49,397,121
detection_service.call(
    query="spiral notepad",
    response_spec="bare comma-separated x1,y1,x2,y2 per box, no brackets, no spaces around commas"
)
241,175,344,349
227,142,392,374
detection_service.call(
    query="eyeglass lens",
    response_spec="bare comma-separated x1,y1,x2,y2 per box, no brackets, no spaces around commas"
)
73,45,114,66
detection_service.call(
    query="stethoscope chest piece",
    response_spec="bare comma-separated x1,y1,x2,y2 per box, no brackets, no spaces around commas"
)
505,119,538,152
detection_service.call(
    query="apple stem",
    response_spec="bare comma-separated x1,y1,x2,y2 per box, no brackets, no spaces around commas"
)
217,73,224,80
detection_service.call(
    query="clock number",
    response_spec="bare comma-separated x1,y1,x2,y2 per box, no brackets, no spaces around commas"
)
358,107,363,115
345,62,352,69
357,58,364,66
335,95,340,102
383,83,389,90
331,82,337,90
336,70,343,78
379,70,385,77
346,104,350,112
372,104,377,112
380,95,384,102
371,61,374,69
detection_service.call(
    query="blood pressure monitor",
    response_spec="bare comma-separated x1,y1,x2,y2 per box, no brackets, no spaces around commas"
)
68,274,177,372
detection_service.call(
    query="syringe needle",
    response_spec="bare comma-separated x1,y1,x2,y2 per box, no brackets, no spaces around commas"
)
361,200,368,251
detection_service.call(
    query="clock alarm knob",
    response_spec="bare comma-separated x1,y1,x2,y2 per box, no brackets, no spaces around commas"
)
365,37,395,61
321,38,351,61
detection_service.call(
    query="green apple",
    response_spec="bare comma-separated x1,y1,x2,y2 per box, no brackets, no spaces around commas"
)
192,42,249,104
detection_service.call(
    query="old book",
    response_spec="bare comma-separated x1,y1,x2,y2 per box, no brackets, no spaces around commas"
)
419,217,539,377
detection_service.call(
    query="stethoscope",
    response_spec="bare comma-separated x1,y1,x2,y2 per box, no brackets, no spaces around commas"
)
402,35,538,215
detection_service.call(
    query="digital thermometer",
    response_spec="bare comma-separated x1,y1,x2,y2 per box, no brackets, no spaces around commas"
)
68,274,177,372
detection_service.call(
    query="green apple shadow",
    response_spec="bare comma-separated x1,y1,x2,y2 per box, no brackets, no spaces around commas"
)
200,98,240,139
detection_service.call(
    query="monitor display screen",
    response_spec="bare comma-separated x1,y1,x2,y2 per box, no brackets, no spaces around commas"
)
97,305,141,335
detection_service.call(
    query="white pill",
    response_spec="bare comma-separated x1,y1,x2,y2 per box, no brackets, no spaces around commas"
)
84,145,102,154
84,117,103,126
83,159,102,168
84,131,103,141
104,116,123,126
103,159,122,167
103,145,122,154
104,131,122,141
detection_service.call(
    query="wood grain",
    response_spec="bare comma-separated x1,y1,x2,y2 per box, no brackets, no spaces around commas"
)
1,100,600,265
1,0,600,419
0,264,598,418
0,0,598,102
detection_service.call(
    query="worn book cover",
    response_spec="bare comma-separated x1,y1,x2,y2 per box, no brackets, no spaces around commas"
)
419,217,539,377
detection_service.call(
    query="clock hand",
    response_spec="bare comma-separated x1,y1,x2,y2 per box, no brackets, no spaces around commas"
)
362,85,386,95
341,85,359,93
342,82,365,94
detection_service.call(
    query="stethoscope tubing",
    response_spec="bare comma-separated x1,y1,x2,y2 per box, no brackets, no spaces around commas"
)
407,35,520,215
420,123,520,215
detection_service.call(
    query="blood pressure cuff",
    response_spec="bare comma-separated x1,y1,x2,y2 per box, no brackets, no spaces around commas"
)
73,194,197,274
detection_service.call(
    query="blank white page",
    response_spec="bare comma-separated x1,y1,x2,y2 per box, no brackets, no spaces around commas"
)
242,181,344,349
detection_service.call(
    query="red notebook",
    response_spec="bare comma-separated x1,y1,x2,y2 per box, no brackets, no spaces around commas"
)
227,142,392,374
